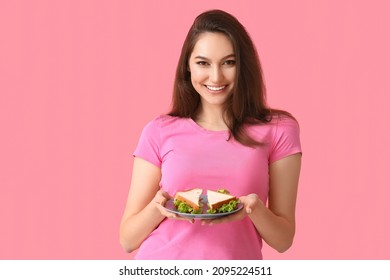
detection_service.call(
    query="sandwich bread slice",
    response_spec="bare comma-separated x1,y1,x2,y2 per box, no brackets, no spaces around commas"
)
207,190,239,213
174,188,203,214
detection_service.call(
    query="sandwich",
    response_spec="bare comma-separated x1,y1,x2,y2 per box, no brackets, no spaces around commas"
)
173,188,203,214
206,189,239,214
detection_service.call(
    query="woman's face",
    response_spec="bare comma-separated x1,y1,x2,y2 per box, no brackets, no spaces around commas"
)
188,32,236,110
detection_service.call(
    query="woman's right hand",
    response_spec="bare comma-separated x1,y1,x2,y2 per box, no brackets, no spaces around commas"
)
154,190,195,223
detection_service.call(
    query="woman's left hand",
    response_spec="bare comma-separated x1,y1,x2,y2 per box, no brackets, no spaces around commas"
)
201,193,263,225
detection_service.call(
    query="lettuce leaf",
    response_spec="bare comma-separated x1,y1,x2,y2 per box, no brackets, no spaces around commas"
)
206,199,240,214
174,199,202,214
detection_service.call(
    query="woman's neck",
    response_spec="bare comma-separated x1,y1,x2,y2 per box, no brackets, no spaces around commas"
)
194,106,228,131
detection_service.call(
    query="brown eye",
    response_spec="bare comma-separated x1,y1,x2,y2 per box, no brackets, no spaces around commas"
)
224,60,236,65
196,61,208,66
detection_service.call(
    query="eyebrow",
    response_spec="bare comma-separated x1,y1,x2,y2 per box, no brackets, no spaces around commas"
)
194,54,236,60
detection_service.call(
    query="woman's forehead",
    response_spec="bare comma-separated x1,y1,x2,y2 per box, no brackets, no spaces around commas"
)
190,32,234,60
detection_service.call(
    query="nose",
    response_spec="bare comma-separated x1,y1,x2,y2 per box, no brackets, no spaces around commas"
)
210,65,223,83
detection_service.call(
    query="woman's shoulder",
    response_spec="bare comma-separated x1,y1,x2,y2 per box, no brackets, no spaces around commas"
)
246,113,300,142
248,113,298,129
266,114,300,140
269,113,299,128
146,114,187,129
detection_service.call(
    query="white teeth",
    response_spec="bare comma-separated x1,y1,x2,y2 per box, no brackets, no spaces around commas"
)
206,85,226,91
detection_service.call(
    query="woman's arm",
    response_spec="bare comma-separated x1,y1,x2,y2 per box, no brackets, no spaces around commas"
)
203,153,301,253
247,153,302,252
119,157,166,253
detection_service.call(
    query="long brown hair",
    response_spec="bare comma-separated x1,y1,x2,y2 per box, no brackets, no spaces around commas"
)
169,9,292,146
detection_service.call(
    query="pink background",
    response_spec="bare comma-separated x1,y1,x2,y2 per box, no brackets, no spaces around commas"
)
1,0,389,259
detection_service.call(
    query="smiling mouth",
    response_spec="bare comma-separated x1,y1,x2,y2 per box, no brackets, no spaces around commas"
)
205,85,227,91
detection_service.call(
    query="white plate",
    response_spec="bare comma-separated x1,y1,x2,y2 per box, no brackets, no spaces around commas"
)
163,195,243,219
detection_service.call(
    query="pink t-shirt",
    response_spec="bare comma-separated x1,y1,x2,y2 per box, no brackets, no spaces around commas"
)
133,114,302,259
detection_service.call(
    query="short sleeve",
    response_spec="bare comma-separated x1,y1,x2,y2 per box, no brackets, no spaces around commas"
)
133,117,162,167
269,116,302,163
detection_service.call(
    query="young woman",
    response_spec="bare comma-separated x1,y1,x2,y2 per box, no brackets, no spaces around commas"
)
120,9,302,259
